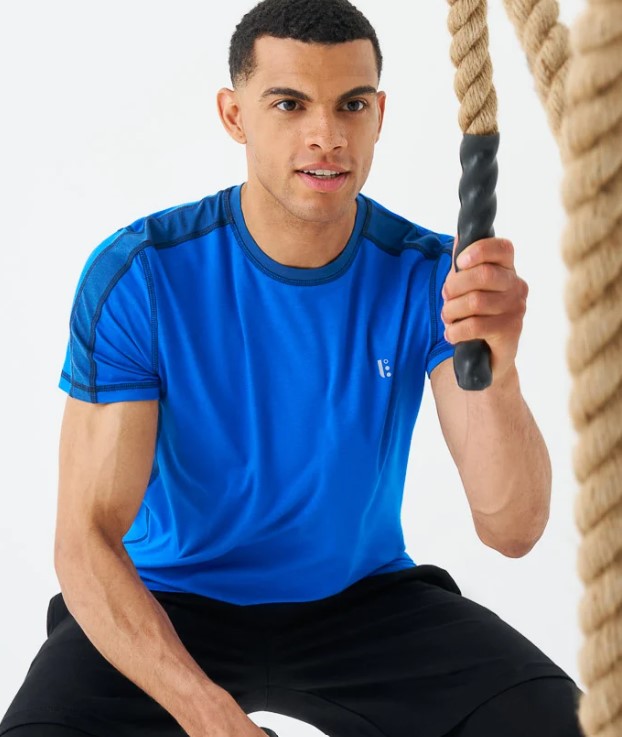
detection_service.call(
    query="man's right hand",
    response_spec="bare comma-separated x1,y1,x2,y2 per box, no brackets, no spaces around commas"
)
55,401,270,737
198,689,272,737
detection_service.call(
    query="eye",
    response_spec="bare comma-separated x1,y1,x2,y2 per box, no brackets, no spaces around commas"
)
275,100,300,112
343,100,367,112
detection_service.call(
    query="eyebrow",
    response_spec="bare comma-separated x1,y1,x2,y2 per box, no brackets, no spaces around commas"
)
260,85,377,104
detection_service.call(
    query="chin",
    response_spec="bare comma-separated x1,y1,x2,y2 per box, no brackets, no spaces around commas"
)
297,188,357,213
295,200,349,223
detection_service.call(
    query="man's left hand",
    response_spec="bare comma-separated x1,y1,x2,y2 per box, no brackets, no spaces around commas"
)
440,236,529,383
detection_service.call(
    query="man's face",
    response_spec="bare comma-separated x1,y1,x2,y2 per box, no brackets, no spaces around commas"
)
218,36,386,224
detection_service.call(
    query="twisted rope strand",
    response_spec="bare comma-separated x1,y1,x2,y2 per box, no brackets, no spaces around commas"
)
501,0,570,142
447,0,498,135
574,454,622,531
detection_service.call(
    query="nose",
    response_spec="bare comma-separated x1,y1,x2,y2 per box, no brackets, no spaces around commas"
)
304,109,347,152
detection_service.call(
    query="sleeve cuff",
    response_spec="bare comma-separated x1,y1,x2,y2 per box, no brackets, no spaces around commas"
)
426,348,455,379
58,372,160,403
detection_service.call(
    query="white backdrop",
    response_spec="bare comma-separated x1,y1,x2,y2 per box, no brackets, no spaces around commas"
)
0,2,586,735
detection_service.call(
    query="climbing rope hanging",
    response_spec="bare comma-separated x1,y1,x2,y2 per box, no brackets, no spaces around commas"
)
445,1,622,736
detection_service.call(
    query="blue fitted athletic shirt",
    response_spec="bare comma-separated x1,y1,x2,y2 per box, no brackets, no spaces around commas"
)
58,183,456,605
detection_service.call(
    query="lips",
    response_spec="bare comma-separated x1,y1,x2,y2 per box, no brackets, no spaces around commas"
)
299,169,342,178
297,170,349,192
296,163,349,175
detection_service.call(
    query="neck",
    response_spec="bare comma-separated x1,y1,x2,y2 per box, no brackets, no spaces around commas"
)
240,180,357,269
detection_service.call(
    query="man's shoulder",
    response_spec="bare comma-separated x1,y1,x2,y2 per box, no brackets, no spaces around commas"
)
122,184,236,245
72,185,238,300
360,192,454,260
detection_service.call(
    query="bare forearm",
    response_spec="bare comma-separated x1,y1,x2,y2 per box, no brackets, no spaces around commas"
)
459,366,551,555
56,532,240,737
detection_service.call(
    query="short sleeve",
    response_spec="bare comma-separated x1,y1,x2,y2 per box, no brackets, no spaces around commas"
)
58,229,161,403
425,236,456,379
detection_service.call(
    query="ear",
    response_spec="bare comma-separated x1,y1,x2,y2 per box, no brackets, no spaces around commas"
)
216,87,247,144
375,91,387,142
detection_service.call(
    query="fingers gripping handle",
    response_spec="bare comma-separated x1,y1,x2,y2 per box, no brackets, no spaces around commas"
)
453,133,499,391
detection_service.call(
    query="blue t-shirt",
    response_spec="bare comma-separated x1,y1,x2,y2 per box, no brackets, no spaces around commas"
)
58,183,455,605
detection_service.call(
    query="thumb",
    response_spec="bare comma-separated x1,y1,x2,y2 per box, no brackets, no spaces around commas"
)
451,234,459,272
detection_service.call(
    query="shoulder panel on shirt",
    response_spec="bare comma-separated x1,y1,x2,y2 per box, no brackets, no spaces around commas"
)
361,196,454,260
59,187,234,403
59,230,160,403
123,188,231,250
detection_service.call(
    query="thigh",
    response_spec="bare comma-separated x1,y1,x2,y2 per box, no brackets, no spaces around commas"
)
262,564,579,737
0,591,268,737
443,676,584,737
2,727,94,736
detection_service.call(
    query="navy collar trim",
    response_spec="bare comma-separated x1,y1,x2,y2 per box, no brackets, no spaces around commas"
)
227,183,367,285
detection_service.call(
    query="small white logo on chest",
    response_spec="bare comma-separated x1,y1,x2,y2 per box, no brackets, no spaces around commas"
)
377,358,393,378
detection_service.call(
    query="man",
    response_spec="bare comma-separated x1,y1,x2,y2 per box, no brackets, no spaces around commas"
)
0,1,582,736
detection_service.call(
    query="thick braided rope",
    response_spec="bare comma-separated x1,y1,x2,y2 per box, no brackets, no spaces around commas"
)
500,3,622,735
446,1,622,736
560,4,622,735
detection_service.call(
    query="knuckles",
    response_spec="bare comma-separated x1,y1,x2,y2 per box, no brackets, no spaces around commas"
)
520,278,529,299
468,291,485,312
502,238,514,256
477,263,497,287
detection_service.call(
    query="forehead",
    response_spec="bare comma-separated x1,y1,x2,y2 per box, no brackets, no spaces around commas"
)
248,36,378,90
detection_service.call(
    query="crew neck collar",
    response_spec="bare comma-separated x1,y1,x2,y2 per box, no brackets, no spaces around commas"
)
227,183,367,285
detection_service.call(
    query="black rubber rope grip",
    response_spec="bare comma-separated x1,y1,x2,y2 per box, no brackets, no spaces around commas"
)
453,132,500,391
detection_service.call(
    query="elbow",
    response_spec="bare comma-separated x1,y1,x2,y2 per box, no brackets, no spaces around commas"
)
474,493,551,559
479,534,531,558
481,536,536,559
507,526,548,558
500,540,536,558
477,519,548,559
510,525,547,558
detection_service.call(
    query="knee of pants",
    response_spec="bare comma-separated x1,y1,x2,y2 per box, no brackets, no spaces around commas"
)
446,676,584,737
1,726,94,737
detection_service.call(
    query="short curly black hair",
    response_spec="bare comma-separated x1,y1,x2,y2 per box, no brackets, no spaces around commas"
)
229,0,383,86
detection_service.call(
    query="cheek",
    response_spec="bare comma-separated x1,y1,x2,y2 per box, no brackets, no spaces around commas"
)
357,135,376,165
351,124,376,151
244,114,272,146
251,120,296,153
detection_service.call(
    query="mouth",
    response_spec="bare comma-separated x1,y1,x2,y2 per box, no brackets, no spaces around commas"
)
296,168,350,192
298,168,347,178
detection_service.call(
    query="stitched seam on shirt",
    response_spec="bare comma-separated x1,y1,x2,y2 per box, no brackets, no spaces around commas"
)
138,250,159,376
87,252,142,401
361,212,453,261
68,229,127,329
148,219,229,251
69,221,229,402
70,220,229,329
428,344,453,360
362,231,437,258
61,371,159,392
